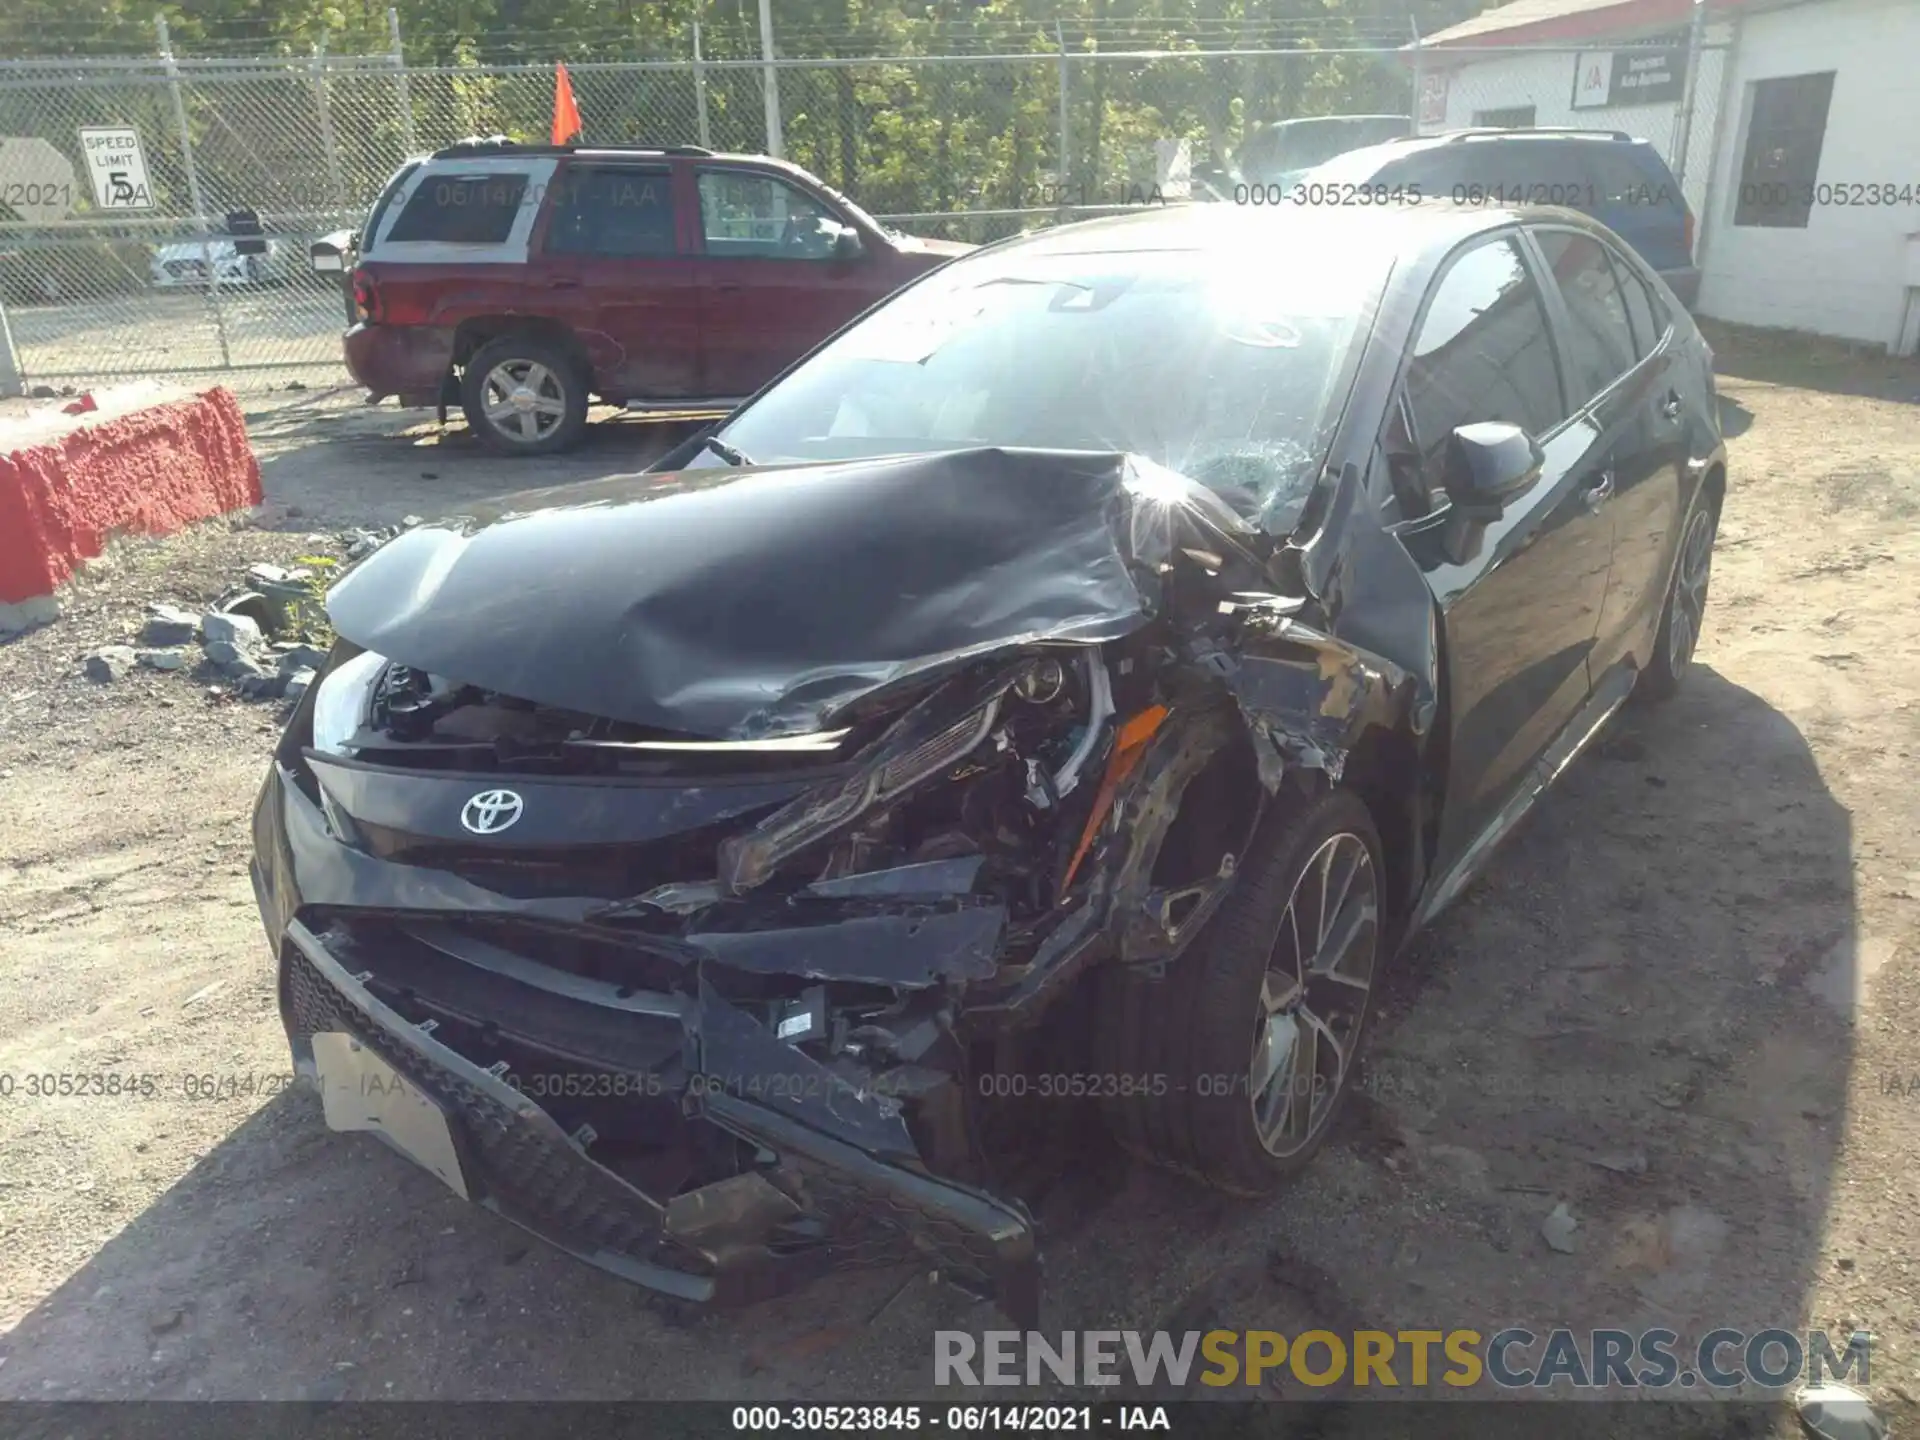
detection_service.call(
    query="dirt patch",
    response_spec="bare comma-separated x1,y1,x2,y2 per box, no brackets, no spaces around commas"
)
0,354,1916,1427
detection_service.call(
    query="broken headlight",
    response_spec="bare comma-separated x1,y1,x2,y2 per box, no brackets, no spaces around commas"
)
310,649,387,757
717,689,1006,896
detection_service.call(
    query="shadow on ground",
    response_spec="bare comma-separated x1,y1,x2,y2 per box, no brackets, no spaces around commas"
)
0,667,1856,1421
1703,319,1920,404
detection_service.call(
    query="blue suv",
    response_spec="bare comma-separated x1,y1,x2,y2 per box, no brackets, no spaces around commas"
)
1302,129,1699,307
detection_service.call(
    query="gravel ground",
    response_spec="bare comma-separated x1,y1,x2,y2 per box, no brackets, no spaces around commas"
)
0,348,1915,1431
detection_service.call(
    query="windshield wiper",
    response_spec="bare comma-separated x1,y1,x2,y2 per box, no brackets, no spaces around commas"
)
698,433,752,467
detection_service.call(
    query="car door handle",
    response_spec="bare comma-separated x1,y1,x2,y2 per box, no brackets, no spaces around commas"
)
542,277,581,290
1659,390,1683,421
1582,472,1615,511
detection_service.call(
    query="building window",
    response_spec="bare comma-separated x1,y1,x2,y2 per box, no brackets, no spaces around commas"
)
1733,72,1835,228
1473,106,1536,129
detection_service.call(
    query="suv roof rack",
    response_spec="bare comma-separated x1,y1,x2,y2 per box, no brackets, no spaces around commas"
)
429,139,716,160
1435,128,1636,143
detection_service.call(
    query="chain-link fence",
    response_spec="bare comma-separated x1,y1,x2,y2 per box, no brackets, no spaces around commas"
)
0,22,1721,392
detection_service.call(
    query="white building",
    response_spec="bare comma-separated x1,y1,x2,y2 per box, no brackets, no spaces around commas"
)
1416,0,1920,351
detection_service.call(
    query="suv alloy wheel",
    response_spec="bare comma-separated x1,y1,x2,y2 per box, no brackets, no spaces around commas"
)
461,335,591,455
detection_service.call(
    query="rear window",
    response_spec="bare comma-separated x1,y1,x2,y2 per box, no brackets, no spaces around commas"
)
363,160,421,246
386,172,530,245
1587,147,1682,210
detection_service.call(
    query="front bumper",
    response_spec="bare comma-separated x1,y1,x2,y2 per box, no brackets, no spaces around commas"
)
253,763,1040,1322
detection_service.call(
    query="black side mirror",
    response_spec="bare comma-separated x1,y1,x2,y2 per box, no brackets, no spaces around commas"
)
1441,421,1543,520
225,208,268,256
831,225,865,261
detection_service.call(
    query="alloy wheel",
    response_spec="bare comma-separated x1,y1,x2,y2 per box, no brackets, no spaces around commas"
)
1667,507,1716,677
1248,831,1379,1157
481,359,570,444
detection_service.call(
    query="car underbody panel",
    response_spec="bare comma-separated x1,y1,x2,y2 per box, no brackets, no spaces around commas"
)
253,445,1440,1321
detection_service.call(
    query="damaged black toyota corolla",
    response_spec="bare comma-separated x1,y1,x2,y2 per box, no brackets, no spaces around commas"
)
252,203,1725,1324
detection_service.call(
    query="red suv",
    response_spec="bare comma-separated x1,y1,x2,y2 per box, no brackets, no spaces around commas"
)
344,142,972,453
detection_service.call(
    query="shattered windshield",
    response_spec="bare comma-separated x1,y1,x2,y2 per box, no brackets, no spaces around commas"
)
710,225,1392,528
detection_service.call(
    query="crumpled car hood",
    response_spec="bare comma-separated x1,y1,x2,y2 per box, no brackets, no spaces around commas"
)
325,447,1251,740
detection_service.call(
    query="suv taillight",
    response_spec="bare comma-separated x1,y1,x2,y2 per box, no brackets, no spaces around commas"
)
350,266,380,324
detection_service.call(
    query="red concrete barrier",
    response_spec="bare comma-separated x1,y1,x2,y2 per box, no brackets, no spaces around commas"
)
0,387,261,605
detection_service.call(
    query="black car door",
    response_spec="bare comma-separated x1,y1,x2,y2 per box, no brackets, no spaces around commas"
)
1528,226,1686,685
1378,231,1617,872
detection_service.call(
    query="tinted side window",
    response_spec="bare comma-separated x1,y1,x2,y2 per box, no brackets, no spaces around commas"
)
1534,230,1639,397
387,172,529,245
699,172,839,259
545,166,676,258
1608,247,1665,359
1402,236,1567,494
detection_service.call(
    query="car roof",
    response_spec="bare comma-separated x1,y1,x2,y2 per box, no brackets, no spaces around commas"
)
1315,129,1659,174
983,197,1541,262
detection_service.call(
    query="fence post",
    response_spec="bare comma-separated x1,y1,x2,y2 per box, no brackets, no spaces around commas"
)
156,15,232,369
389,8,418,157
1408,18,1427,137
693,22,712,149
312,33,350,218
757,0,784,158
0,299,23,397
1055,21,1071,212
1671,0,1708,192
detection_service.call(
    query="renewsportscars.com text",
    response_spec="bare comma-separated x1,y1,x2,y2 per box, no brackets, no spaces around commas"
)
934,1328,1871,1391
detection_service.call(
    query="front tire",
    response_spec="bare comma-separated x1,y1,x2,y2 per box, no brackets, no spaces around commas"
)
1638,495,1718,702
461,336,590,455
1098,788,1384,1195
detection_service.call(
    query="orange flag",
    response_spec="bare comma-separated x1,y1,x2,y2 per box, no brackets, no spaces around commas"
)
552,62,582,145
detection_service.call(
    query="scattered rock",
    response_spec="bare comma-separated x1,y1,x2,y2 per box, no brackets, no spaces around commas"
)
28,383,56,399
149,1308,185,1335
203,639,253,669
245,562,311,587
215,590,279,634
399,515,425,530
1541,1202,1580,1254
1795,1382,1886,1440
221,655,270,684
285,379,308,392
0,593,62,636
240,672,287,701
181,980,226,1007
136,648,190,672
275,644,329,675
1588,1150,1648,1175
83,646,137,682
141,604,201,646
283,668,318,702
201,612,263,649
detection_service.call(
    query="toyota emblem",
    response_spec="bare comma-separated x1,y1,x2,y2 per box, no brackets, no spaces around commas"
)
460,788,525,835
